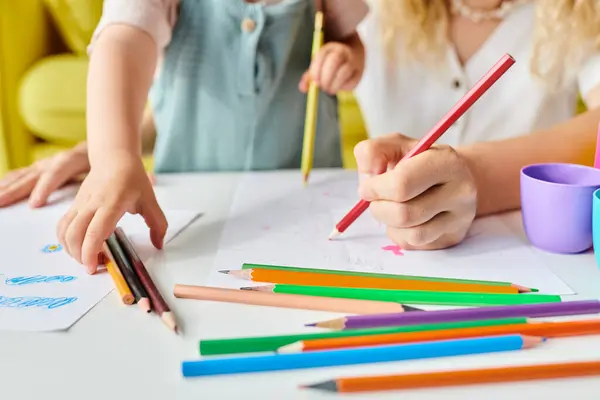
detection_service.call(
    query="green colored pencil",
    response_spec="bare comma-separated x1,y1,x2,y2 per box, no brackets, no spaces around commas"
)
244,284,560,307
199,317,528,355
241,263,538,292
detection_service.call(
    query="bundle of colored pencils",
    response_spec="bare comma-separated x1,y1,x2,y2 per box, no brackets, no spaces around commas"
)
218,262,558,308
183,298,600,385
103,227,178,333
173,260,556,316
174,262,600,385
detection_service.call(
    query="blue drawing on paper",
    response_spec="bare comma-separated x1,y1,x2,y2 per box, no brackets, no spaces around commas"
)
4,275,77,286
42,244,63,253
0,296,77,309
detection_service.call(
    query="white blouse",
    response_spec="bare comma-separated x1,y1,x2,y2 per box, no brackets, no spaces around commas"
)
354,2,600,146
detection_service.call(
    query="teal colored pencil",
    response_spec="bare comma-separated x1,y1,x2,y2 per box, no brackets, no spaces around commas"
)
182,334,544,377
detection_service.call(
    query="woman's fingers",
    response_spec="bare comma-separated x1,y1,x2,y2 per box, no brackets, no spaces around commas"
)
359,145,462,203
0,168,30,189
29,155,85,207
30,171,73,208
369,184,450,228
353,134,420,175
386,211,464,249
357,140,478,251
0,170,39,207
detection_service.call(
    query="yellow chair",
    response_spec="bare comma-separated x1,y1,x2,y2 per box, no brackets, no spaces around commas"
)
0,0,98,176
0,0,368,177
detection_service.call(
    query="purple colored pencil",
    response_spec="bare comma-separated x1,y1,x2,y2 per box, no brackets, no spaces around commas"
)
309,300,600,330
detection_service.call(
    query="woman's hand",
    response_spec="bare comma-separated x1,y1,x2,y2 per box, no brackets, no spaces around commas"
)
354,133,478,250
57,153,167,274
0,143,90,208
299,40,363,95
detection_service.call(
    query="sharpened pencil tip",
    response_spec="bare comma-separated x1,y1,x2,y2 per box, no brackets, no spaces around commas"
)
137,298,151,313
303,173,309,186
328,228,340,240
277,341,303,354
301,381,338,392
305,323,317,327
512,284,532,293
402,305,425,312
240,286,254,291
218,270,230,275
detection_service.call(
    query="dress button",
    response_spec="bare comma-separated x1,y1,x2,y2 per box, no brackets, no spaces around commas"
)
241,18,256,33
452,79,461,89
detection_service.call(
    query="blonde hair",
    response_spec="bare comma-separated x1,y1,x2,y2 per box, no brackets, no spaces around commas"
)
378,0,600,90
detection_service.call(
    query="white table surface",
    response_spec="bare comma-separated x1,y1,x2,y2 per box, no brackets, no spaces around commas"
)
3,171,600,400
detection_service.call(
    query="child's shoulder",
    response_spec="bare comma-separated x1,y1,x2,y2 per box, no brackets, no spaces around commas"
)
89,0,179,54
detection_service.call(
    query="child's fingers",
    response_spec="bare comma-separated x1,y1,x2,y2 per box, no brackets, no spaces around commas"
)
57,207,78,256
329,64,355,93
308,45,335,84
81,205,126,272
147,172,156,186
298,71,310,93
64,208,96,266
319,51,347,94
141,196,168,250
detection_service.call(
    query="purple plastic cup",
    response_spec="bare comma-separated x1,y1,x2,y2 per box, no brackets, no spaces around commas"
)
521,163,600,254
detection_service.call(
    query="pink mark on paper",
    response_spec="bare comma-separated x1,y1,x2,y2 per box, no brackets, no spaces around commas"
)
261,226,271,231
323,192,330,197
382,245,404,256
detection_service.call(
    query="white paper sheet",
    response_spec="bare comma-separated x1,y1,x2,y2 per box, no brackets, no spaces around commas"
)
0,200,200,331
209,169,574,295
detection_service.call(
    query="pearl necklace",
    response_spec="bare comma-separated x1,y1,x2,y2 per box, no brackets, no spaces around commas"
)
450,0,529,23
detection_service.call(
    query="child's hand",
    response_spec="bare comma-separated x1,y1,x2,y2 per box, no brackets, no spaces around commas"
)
0,143,90,208
57,155,167,273
299,42,363,95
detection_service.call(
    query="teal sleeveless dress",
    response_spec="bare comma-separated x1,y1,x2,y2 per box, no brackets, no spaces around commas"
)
148,0,342,172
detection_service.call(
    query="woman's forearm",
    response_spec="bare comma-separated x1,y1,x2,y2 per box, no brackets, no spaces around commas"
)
459,108,600,216
86,25,158,167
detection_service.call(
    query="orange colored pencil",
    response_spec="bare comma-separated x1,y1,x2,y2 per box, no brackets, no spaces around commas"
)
303,360,600,393
221,268,520,294
279,318,600,353
102,242,134,305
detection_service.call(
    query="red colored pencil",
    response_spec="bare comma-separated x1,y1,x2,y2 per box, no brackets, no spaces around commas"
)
329,53,516,240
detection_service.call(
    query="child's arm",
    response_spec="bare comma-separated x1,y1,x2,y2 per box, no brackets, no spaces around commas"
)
86,25,157,167
58,24,168,272
57,0,178,271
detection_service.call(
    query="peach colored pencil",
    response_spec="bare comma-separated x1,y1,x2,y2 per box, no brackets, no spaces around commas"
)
173,285,416,314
